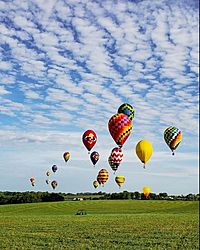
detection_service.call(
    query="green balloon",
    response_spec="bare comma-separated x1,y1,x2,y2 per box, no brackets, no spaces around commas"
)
118,103,134,120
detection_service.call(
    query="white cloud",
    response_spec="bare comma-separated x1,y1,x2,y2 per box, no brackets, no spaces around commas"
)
0,86,9,95
0,61,12,71
0,0,198,192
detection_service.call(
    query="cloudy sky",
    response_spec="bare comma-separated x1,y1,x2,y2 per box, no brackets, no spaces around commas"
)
0,0,199,195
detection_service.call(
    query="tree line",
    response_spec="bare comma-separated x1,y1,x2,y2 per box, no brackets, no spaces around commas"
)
0,191,64,205
0,191,199,205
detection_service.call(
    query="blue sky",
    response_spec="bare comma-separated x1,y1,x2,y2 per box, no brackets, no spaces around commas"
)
0,0,199,195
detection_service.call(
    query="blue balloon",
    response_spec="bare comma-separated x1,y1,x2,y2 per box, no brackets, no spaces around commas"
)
90,151,99,166
52,165,58,173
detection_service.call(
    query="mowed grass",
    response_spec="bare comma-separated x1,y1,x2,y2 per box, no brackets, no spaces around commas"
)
0,200,199,249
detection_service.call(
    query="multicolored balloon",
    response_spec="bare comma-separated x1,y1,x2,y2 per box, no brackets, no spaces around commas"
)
108,113,132,148
164,126,182,155
51,180,58,190
82,130,97,153
118,103,134,120
97,169,109,186
108,155,118,173
115,176,125,188
93,180,99,189
63,152,70,163
143,186,151,198
110,147,123,165
136,140,153,168
90,151,99,166
46,171,51,176
52,165,58,173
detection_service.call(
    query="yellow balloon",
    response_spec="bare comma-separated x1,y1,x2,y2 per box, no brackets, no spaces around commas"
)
136,140,153,168
143,186,151,198
93,180,99,189
115,175,125,188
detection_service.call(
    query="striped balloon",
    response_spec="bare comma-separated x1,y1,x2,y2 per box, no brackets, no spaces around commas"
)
108,113,132,147
164,126,182,155
108,155,118,173
97,169,109,186
118,103,134,120
115,176,125,188
110,147,123,164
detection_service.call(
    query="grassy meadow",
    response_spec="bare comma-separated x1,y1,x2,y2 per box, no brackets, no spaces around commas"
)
0,200,199,249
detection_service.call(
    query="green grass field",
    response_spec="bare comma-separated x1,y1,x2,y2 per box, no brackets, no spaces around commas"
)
0,200,199,249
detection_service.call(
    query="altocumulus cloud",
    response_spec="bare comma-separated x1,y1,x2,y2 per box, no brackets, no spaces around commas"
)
0,0,199,194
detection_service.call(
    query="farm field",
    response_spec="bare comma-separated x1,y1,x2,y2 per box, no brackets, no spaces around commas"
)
0,200,199,250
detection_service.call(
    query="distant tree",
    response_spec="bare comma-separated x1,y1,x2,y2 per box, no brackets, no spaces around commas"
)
134,192,141,200
159,193,168,199
149,193,157,200
122,191,131,199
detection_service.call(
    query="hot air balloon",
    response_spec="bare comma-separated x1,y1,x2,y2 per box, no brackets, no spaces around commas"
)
93,180,99,189
108,155,118,174
110,147,123,165
97,169,109,187
90,151,99,166
46,171,51,176
30,177,35,186
46,180,50,185
143,186,151,199
164,126,182,155
118,103,134,120
63,152,70,163
136,140,153,168
52,165,58,173
82,130,97,153
115,176,125,188
108,113,132,148
51,180,57,190
30,177,35,183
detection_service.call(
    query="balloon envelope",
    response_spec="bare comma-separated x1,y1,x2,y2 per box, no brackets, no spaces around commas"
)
143,186,151,198
51,180,57,189
90,151,99,166
108,113,132,147
30,177,35,183
136,140,153,168
115,176,125,188
118,103,134,120
63,152,70,162
164,126,182,155
93,180,99,189
110,147,123,164
97,169,109,186
82,130,97,152
46,171,51,176
108,155,118,173
52,165,58,173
